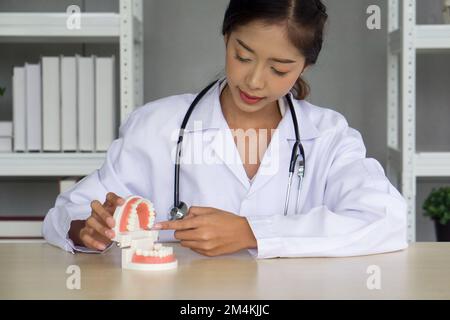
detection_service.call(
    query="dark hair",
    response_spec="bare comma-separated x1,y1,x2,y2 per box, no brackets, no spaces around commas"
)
221,0,328,100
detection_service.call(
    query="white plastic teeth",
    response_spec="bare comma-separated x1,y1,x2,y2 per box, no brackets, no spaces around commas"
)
125,198,156,232
147,214,156,229
126,212,139,232
141,199,156,229
135,246,173,258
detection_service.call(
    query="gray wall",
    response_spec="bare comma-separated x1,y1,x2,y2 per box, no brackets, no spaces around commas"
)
0,0,449,241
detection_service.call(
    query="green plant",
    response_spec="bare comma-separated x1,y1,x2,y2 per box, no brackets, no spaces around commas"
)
0,87,5,97
423,186,450,225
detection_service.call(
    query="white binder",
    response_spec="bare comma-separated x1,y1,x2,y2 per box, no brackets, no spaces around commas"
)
42,57,61,151
61,56,77,151
13,67,26,152
95,56,116,152
76,55,95,152
25,63,42,152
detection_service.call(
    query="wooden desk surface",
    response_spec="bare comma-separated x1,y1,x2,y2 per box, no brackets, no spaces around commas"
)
0,242,449,299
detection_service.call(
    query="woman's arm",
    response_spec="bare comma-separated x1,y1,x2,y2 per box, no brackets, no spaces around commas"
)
244,124,408,258
42,111,142,253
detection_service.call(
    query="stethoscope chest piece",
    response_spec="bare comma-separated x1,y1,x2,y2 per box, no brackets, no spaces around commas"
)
169,201,188,221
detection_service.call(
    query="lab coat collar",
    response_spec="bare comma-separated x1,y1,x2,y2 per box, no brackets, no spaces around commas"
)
184,77,321,141
183,78,225,133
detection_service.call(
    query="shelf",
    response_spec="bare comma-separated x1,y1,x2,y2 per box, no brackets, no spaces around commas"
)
388,148,450,177
0,153,106,176
416,25,450,51
415,152,450,177
0,221,43,238
389,24,450,53
0,13,122,43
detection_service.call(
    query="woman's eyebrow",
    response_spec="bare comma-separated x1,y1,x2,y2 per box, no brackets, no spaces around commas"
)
236,38,297,64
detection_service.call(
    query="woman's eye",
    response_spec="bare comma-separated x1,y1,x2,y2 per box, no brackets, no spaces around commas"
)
272,68,288,77
235,54,251,63
235,54,288,76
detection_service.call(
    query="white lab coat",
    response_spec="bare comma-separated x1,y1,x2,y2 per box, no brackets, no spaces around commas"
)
43,78,408,258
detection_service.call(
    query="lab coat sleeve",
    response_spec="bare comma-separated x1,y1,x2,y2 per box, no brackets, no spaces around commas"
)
42,111,141,254
245,123,408,259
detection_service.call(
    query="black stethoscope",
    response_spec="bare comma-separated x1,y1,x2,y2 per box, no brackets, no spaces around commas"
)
169,78,306,220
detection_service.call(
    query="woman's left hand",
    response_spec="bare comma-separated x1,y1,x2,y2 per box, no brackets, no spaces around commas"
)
153,206,257,257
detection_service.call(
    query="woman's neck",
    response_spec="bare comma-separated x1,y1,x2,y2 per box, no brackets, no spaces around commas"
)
220,85,282,131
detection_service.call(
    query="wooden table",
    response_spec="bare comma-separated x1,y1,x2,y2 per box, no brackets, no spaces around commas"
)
1,242,449,299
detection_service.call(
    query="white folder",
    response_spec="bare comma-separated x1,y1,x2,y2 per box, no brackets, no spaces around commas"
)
25,63,42,152
42,57,61,151
12,67,26,152
61,56,77,151
95,56,116,152
77,55,95,152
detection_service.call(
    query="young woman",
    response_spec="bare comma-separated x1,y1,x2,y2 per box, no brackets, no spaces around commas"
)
43,0,408,258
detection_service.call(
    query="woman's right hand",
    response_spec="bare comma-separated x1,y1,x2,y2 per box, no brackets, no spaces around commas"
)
79,192,125,251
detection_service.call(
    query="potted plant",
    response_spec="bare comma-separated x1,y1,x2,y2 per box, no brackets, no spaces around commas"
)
423,186,450,241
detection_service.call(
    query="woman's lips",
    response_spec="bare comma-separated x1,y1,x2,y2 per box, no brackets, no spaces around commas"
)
239,88,264,104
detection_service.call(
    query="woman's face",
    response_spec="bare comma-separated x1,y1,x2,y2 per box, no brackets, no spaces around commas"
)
224,20,307,114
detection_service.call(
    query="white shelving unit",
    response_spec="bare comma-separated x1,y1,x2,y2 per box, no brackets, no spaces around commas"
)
0,0,144,237
0,0,143,176
386,0,450,242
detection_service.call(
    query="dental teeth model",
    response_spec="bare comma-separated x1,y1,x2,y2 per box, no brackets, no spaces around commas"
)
112,195,177,271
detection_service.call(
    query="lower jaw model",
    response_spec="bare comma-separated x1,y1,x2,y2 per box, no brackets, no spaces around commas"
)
112,195,178,271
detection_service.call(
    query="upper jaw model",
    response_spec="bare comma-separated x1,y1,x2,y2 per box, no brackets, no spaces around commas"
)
112,195,177,271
